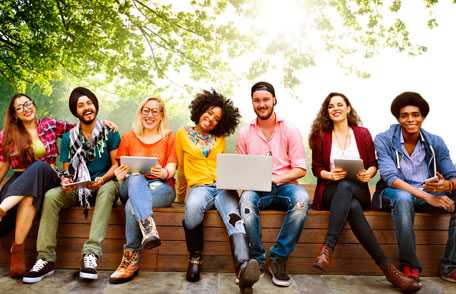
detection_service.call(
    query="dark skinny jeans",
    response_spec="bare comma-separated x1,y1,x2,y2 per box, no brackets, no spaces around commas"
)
323,180,388,267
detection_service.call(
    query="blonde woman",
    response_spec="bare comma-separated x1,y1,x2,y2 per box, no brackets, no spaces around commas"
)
109,97,176,284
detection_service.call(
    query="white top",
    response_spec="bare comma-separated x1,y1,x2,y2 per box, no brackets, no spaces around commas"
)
330,128,360,170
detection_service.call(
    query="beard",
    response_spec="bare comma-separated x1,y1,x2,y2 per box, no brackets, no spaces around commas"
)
254,107,274,120
77,111,97,125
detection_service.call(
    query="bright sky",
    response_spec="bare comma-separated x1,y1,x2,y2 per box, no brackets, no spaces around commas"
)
161,0,456,158
236,0,456,159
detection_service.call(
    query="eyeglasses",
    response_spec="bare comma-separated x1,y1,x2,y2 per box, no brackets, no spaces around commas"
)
15,100,34,113
141,107,161,116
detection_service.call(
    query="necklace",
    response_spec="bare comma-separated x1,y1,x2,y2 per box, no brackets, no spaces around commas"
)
333,129,351,156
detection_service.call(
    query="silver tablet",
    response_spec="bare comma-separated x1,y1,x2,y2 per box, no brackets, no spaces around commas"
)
334,159,364,179
120,156,158,174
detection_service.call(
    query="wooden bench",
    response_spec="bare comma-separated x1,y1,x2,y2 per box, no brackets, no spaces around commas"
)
0,185,451,276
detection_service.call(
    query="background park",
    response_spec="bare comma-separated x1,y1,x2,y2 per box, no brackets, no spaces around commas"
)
1,1,456,293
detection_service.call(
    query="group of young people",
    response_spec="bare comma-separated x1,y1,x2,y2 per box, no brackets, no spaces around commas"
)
0,81,455,293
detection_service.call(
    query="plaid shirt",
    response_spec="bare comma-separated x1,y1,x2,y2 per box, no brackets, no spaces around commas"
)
0,117,75,169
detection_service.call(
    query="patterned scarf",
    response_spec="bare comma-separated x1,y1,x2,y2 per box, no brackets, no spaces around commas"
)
68,120,109,208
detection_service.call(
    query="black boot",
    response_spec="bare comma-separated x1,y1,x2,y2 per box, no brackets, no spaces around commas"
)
183,220,204,282
230,233,260,294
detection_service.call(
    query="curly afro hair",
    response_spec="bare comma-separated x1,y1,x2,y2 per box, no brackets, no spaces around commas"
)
190,89,241,137
391,92,429,119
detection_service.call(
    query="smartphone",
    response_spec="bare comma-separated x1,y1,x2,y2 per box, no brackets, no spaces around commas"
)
422,175,438,184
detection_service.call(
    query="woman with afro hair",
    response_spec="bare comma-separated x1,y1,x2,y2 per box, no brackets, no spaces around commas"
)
176,89,260,293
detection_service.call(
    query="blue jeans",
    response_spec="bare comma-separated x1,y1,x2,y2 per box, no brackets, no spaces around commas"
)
240,183,309,264
183,185,246,236
382,187,456,274
121,175,175,250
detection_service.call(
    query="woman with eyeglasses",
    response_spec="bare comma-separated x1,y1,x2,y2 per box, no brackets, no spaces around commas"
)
177,90,260,294
308,92,421,292
109,97,177,284
0,94,76,279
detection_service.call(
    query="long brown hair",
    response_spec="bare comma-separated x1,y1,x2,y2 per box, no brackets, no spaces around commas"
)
308,92,361,150
2,94,36,164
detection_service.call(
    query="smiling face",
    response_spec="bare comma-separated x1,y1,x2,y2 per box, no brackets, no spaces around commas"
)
327,95,351,123
76,96,97,124
13,95,36,123
252,90,275,120
197,106,222,133
398,105,424,136
141,99,163,131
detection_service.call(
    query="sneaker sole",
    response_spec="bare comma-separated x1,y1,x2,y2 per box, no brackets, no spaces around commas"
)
142,238,161,250
22,270,55,284
440,275,456,283
80,272,98,280
269,268,291,287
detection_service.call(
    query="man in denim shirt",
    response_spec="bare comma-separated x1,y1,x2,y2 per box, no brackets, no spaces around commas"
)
374,92,456,283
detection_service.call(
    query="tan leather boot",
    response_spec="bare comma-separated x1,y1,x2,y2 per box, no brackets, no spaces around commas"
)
109,248,140,284
312,244,333,272
382,263,422,293
9,242,26,279
138,215,161,249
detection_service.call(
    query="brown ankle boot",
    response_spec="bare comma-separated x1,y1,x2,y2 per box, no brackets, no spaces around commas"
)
382,263,422,292
0,207,6,221
312,244,333,272
9,242,26,279
138,215,161,250
109,248,140,284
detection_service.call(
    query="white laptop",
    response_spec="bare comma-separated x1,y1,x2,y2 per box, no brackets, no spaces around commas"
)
216,153,272,192
120,156,158,174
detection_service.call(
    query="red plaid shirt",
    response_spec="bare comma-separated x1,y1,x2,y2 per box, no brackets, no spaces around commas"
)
0,117,75,169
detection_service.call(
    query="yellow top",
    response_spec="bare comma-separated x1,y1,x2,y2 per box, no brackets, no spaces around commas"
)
32,137,46,159
175,127,225,200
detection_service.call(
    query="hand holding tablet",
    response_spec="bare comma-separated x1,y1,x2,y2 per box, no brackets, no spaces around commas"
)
120,156,158,175
334,159,364,180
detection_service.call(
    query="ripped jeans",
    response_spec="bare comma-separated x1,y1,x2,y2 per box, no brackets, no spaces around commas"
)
183,185,245,236
240,183,309,264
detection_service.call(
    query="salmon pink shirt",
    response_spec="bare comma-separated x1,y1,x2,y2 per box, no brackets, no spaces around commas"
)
236,114,307,181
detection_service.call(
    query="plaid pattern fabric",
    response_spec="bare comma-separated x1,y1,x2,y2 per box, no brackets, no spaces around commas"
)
0,117,75,169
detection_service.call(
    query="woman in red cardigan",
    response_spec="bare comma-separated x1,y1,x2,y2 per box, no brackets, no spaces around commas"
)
308,92,420,292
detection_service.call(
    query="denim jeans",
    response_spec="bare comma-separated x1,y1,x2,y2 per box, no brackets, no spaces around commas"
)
240,183,309,264
120,175,175,250
382,187,456,274
183,185,246,236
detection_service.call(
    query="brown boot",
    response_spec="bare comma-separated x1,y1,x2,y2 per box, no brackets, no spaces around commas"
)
9,242,26,279
0,207,5,221
312,244,333,272
382,263,422,293
109,248,140,284
138,215,161,249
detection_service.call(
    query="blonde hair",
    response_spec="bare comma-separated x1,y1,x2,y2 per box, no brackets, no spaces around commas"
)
133,97,170,137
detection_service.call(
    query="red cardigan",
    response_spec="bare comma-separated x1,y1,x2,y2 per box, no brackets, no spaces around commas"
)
310,126,377,210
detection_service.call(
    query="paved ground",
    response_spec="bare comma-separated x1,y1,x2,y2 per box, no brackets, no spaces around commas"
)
0,267,455,293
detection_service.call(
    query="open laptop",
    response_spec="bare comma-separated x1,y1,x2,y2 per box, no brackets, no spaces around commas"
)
216,153,272,192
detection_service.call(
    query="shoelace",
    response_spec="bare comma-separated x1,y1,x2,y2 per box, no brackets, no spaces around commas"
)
31,259,48,272
84,254,97,269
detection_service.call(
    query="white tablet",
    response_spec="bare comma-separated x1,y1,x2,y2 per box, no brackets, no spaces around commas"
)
334,159,364,179
120,156,158,174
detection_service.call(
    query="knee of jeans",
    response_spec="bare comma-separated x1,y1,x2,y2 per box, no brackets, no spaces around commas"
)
225,212,246,234
28,160,49,172
44,187,63,203
349,198,363,212
392,191,414,209
128,174,145,186
290,189,310,211
336,180,355,192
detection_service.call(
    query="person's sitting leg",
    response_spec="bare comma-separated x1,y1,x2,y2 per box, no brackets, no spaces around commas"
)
80,180,118,280
183,185,215,282
127,174,175,249
23,187,77,284
268,183,309,287
109,200,141,284
382,187,421,280
440,192,456,282
215,190,260,293
240,190,266,267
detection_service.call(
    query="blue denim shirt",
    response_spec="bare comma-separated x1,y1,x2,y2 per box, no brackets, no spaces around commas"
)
399,131,429,187
373,124,456,209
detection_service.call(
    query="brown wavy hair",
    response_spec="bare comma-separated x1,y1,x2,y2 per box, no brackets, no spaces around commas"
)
308,92,362,150
2,94,36,164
